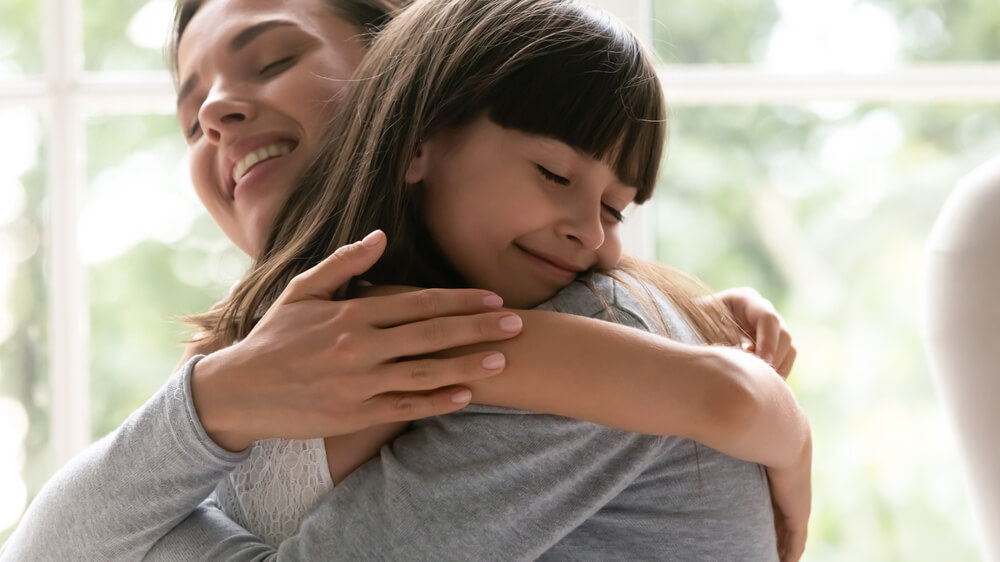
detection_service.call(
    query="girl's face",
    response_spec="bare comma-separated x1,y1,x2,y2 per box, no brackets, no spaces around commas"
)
175,0,367,257
410,116,638,309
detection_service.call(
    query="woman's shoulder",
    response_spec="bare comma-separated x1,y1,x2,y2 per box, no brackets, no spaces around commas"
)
535,271,701,344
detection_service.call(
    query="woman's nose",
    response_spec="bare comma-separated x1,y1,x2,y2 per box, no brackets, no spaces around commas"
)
198,86,258,144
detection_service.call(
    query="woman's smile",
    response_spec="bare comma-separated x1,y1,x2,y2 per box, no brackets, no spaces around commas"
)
175,0,367,257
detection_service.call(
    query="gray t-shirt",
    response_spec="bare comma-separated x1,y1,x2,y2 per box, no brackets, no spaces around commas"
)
1,273,777,561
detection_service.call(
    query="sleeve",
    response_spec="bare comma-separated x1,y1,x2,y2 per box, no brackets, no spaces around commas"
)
144,408,664,560
0,356,249,561
141,275,672,560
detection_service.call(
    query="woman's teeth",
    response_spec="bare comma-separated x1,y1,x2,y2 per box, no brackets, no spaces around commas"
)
232,142,294,184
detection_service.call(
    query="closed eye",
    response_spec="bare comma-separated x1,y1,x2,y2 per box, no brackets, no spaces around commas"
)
187,121,201,140
602,203,625,223
536,164,569,186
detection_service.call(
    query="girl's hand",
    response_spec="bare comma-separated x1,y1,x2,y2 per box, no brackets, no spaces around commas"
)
767,433,812,562
709,287,797,378
190,231,523,452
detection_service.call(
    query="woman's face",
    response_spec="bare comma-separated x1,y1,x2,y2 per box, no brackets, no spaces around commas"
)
410,116,637,309
176,0,367,257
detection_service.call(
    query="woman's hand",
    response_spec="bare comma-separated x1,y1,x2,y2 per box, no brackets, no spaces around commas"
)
190,231,523,451
767,432,812,562
709,287,797,378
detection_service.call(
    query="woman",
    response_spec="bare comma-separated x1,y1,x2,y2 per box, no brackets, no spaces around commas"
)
0,0,808,560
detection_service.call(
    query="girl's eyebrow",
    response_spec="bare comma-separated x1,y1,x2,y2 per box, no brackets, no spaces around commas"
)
176,19,299,108
529,136,636,191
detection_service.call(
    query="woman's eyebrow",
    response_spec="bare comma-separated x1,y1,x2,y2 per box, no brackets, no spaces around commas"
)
176,19,299,108
229,19,298,53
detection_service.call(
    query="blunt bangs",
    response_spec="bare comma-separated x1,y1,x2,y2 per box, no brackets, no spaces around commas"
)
485,12,666,202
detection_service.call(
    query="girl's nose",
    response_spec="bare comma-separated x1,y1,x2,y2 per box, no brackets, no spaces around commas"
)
560,201,605,250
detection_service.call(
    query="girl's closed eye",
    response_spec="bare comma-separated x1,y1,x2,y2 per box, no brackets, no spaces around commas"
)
602,203,624,223
536,164,569,186
187,120,202,140
536,163,625,222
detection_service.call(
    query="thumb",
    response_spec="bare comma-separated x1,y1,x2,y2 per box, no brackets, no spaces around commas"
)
284,230,387,302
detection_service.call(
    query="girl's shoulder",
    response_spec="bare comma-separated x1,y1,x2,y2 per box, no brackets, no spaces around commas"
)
535,271,701,344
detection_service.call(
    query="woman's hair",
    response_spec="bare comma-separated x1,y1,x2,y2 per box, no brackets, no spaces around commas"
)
195,0,742,347
166,0,410,83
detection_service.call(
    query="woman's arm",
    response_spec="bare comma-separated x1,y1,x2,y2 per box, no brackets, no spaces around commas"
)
0,235,521,559
0,357,246,561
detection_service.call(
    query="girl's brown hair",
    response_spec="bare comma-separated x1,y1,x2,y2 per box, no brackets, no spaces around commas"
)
195,0,742,348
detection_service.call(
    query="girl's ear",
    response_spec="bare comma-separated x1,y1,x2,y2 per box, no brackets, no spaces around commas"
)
404,141,431,183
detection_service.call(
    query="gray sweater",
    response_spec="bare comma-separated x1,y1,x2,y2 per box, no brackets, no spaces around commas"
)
1,274,776,561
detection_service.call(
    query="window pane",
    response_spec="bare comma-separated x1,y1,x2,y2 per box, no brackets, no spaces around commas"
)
0,108,47,543
653,103,1000,559
0,0,44,77
83,113,247,439
651,0,1000,66
83,0,172,72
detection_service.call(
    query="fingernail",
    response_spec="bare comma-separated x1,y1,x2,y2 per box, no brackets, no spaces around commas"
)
483,294,503,308
451,389,472,403
361,230,383,247
499,314,522,332
482,353,505,370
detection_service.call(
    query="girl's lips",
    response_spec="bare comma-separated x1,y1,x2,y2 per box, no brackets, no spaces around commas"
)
515,245,581,282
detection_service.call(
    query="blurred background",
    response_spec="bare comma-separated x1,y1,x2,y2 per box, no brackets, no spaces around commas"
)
1,0,998,558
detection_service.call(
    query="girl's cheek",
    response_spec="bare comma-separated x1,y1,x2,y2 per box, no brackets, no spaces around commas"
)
597,234,624,269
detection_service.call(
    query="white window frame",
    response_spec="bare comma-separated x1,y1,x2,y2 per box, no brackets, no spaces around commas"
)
0,0,997,467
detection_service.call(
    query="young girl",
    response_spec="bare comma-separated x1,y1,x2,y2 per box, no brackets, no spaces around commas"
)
0,0,807,560
178,0,809,558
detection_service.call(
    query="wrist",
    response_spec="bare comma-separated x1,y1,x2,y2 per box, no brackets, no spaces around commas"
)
191,350,252,452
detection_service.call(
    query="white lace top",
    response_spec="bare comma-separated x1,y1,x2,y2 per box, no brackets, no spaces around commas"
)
215,438,334,546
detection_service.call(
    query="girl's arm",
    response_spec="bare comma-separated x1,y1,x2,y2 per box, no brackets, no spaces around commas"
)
471,309,807,468
361,284,809,470
707,286,797,378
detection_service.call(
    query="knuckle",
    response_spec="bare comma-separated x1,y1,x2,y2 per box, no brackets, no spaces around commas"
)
335,301,362,323
332,331,363,361
392,394,416,413
422,320,445,346
286,274,309,293
409,362,433,385
332,242,358,259
417,290,439,317
478,315,493,337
